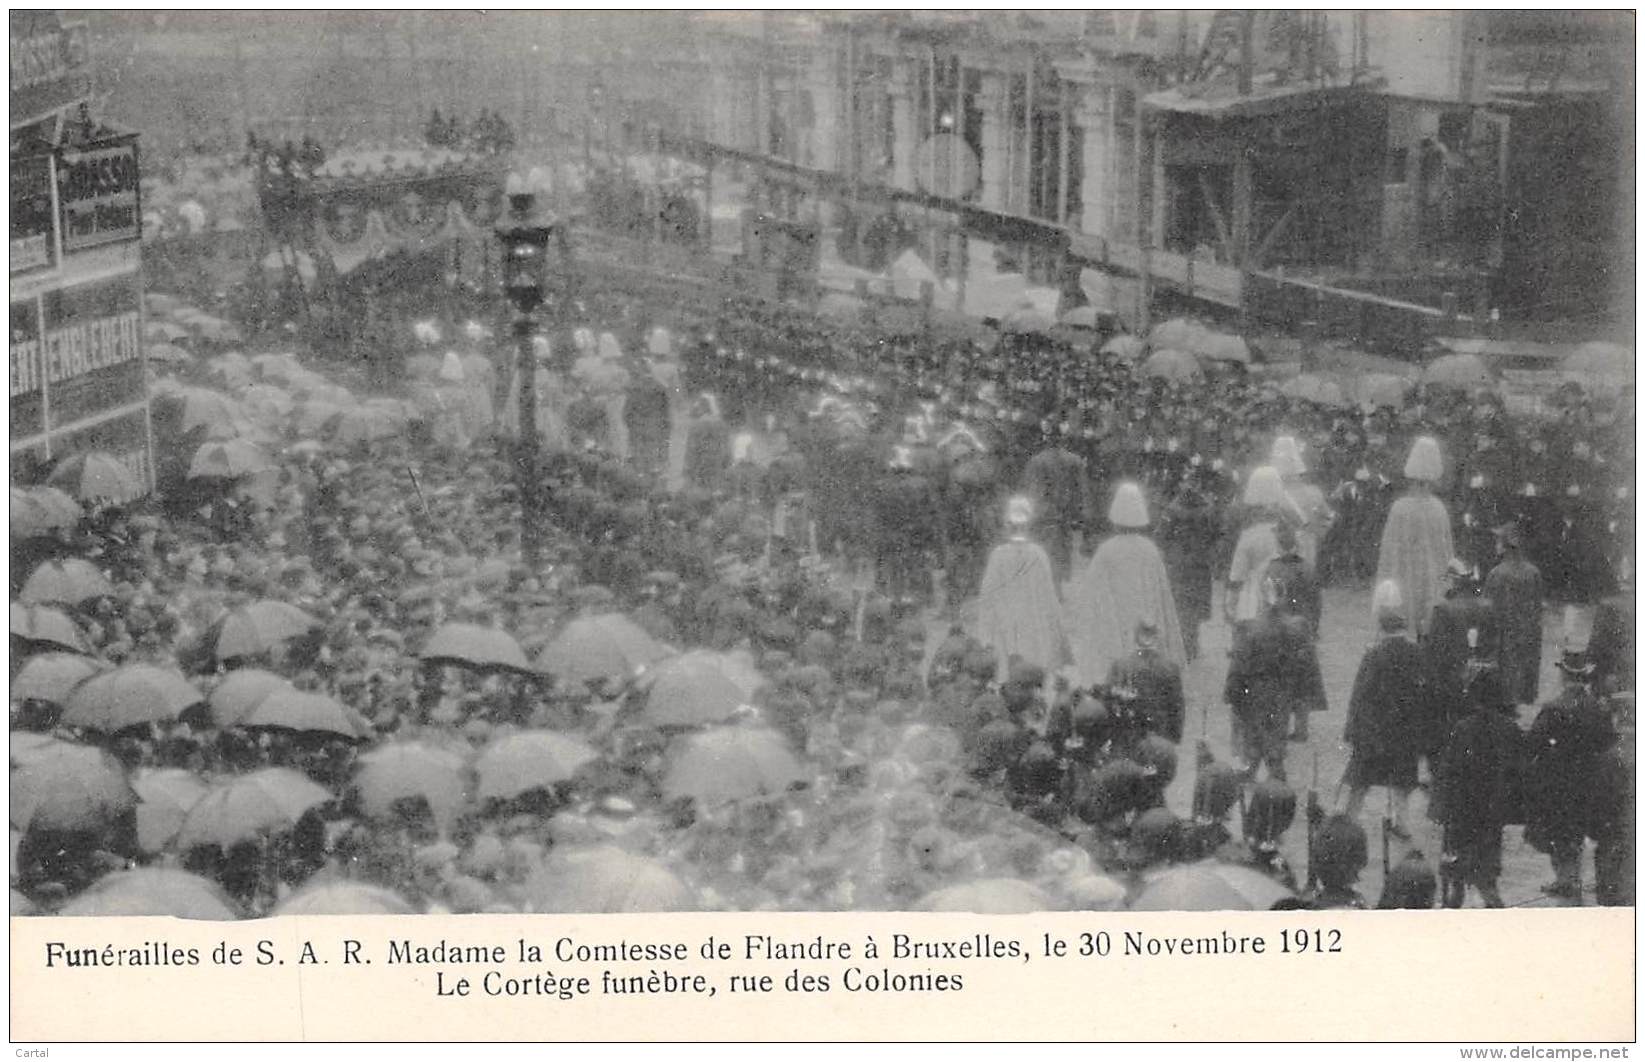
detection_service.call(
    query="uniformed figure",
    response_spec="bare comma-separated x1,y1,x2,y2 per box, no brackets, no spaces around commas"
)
1377,851,1438,909
1432,665,1521,908
1307,814,1370,909
1157,468,1221,661
1343,580,1426,838
1223,575,1327,782
872,445,941,606
1483,521,1544,706
1217,778,1298,889
1265,522,1323,639
1525,647,1617,902
1106,620,1186,743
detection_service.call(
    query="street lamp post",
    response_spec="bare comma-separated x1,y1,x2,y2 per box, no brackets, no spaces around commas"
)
496,172,555,567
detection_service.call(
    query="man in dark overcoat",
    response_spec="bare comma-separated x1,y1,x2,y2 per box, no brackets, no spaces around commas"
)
1525,647,1616,901
1223,576,1327,783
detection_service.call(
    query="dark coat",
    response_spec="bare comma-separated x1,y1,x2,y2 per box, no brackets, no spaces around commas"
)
1158,491,1221,624
1108,648,1186,742
1223,612,1327,737
1525,686,1616,847
1432,706,1524,831
1021,447,1090,532
1483,555,1543,704
1422,593,1498,753
684,418,731,493
1264,550,1322,637
1588,593,1634,693
1343,635,1426,790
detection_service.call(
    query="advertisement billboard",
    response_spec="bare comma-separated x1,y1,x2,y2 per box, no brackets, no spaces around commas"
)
10,295,45,440
39,271,144,431
57,138,142,252
9,12,91,129
10,153,57,275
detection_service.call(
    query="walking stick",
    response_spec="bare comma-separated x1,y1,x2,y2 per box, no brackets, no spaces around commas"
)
1305,750,1322,892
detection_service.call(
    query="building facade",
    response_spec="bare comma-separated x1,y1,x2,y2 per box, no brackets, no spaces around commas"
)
11,10,152,487
665,10,1630,340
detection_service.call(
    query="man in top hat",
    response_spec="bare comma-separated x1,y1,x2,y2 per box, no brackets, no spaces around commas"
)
1483,520,1544,706
1342,580,1427,838
1431,664,1521,908
1376,436,1454,638
1423,558,1498,757
1066,483,1186,688
972,496,1066,681
872,442,943,608
1525,643,1616,901
1157,464,1222,661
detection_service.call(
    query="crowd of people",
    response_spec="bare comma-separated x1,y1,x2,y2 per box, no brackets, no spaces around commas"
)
9,163,1635,919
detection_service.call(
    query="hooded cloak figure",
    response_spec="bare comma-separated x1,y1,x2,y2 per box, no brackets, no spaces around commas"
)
973,496,1067,681
1272,435,1334,570
1226,466,1288,628
1376,436,1455,638
1065,483,1186,687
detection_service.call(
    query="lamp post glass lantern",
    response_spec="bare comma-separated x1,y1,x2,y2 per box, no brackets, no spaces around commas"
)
497,172,555,564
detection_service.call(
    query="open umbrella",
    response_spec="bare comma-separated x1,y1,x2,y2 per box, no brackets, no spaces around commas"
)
59,867,239,919
519,845,696,913
640,655,746,727
20,558,114,606
354,741,471,829
1149,317,1206,352
420,623,532,673
475,731,598,801
207,669,293,726
1421,352,1494,391
145,341,193,365
165,387,253,439
536,613,674,684
47,451,144,504
143,319,190,343
188,439,273,480
671,649,765,699
917,878,1053,914
661,726,804,806
236,688,370,739
250,352,307,383
10,603,89,653
10,733,136,833
999,303,1056,335
1128,860,1295,911
174,767,331,850
327,406,400,445
10,485,81,538
1355,371,1413,409
1564,340,1631,377
271,878,416,916
1100,334,1146,361
208,600,318,661
1140,348,1202,383
62,664,202,731
1279,373,1348,407
239,384,295,420
12,652,106,706
1198,331,1252,364
131,767,210,853
206,353,255,388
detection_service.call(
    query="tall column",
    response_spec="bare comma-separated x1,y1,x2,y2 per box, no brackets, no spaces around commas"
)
1073,83,1111,238
977,72,1008,210
889,58,918,191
